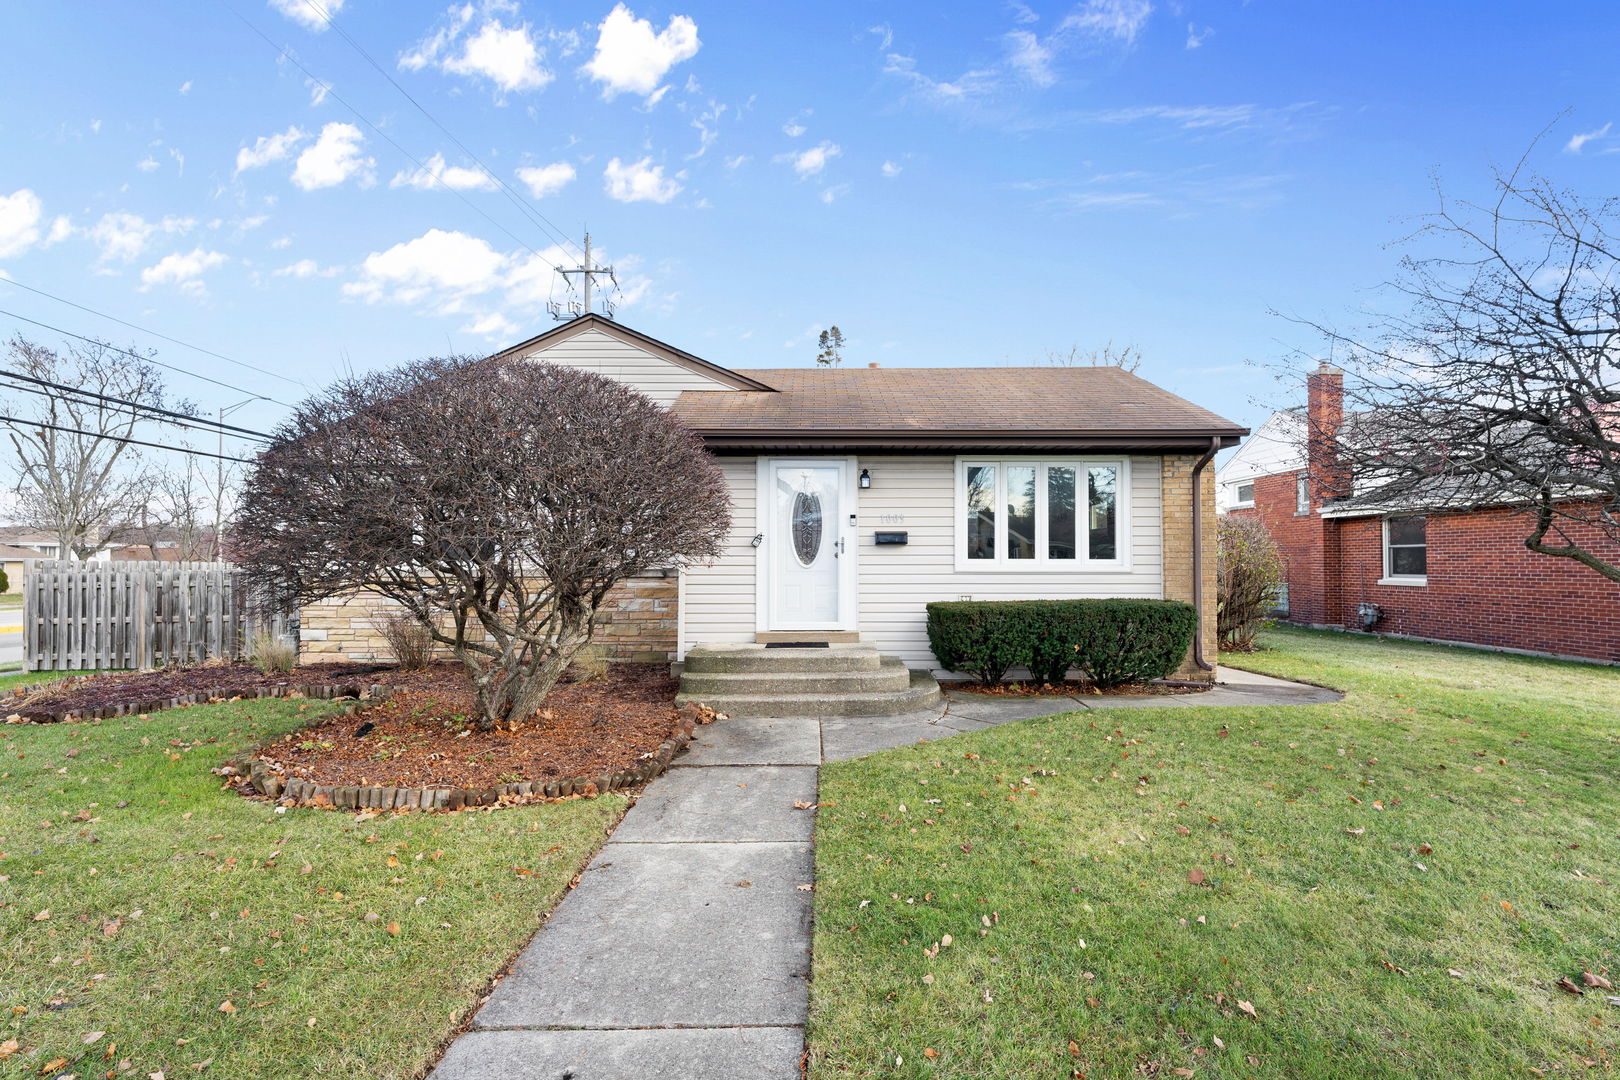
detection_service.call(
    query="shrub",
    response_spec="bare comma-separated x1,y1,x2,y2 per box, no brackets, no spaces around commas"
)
1068,599,1197,688
1217,517,1287,650
248,631,298,674
925,601,1032,684
926,598,1196,689
0,566,8,593
369,609,434,670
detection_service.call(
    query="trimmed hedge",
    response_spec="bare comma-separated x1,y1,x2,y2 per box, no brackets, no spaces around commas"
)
925,598,1197,689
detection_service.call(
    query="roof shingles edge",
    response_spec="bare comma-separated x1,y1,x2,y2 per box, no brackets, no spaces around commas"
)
671,366,1246,450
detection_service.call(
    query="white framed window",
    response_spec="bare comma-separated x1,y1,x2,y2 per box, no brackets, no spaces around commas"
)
1381,514,1427,585
1295,476,1310,515
956,458,1129,571
1233,480,1255,507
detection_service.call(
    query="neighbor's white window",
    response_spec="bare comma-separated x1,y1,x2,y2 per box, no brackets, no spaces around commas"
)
1234,481,1255,507
1382,515,1428,583
1295,476,1310,515
957,458,1128,570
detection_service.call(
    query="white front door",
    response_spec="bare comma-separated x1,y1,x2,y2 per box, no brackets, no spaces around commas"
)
765,459,853,630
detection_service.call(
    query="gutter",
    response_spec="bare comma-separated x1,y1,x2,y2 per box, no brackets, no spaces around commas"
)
1190,436,1222,673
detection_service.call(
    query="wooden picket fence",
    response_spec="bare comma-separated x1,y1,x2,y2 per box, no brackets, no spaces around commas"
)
22,560,294,672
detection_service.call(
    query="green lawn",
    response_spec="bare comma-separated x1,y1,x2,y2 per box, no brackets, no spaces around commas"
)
809,627,1620,1079
0,694,624,1078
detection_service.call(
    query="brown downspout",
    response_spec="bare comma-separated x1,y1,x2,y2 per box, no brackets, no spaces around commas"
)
1190,436,1222,672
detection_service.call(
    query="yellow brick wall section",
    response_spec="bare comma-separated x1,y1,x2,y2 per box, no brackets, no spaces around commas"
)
1160,454,1218,681
298,576,678,665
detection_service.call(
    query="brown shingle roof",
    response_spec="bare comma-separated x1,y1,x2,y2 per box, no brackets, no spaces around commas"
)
671,366,1245,450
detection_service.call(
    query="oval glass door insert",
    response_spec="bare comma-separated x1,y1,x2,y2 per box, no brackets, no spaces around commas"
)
792,490,823,566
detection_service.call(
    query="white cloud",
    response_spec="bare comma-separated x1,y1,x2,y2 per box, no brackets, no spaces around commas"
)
883,53,998,103
1566,122,1613,154
602,156,681,203
236,125,307,175
136,157,160,172
784,141,841,178
1059,0,1153,43
0,189,44,259
782,120,806,137
1186,22,1213,49
346,227,653,335
391,152,497,191
274,258,339,278
89,211,193,263
583,3,700,100
401,2,551,94
140,248,228,296
178,80,193,94
881,160,903,178
345,228,510,307
819,184,850,204
515,161,576,198
1006,29,1057,86
45,215,74,245
291,122,374,190
268,0,344,32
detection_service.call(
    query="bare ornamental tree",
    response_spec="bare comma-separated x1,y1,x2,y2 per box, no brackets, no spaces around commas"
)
2,336,183,559
231,356,731,731
1289,166,1620,583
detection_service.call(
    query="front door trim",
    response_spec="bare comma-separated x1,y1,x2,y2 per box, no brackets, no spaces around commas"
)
755,456,859,633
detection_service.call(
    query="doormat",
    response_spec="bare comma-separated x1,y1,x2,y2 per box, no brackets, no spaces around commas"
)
764,641,831,649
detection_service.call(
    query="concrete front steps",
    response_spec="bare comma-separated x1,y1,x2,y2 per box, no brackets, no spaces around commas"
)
677,643,942,718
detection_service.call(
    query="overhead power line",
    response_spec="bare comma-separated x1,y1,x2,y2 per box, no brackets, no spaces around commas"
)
0,368,273,441
0,414,256,463
0,277,307,390
0,306,298,409
1,381,271,445
298,0,584,261
224,3,567,265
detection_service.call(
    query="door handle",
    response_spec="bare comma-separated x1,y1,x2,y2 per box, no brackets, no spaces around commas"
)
834,537,846,557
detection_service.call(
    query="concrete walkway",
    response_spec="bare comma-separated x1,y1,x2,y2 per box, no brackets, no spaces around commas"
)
429,666,1339,1080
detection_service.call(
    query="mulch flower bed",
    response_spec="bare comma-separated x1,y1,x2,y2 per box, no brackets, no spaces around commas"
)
3,661,397,722
948,679,1210,697
255,662,685,792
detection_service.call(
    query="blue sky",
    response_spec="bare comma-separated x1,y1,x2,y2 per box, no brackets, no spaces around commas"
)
1,0,1616,450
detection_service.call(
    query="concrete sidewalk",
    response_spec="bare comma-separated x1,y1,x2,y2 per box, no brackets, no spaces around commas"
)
429,666,1339,1079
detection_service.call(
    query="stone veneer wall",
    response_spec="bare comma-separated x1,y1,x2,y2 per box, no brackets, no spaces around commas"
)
1160,454,1219,681
298,573,678,665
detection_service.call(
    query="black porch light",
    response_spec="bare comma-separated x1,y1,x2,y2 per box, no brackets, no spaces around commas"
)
859,469,872,489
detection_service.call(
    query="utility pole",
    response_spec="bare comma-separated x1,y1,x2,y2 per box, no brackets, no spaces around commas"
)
548,233,618,321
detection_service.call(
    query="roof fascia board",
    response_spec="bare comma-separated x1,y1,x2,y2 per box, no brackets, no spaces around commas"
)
490,314,776,393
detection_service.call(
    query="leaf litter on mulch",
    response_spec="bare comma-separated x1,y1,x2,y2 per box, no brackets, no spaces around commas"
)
4,661,396,719
256,662,683,789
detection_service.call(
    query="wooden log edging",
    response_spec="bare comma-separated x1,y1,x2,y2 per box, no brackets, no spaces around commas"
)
239,715,699,813
3,679,395,724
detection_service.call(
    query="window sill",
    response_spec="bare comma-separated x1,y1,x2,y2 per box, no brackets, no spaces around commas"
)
1377,576,1427,587
956,560,1131,574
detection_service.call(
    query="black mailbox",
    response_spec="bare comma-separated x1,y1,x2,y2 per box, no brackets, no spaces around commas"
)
875,531,908,545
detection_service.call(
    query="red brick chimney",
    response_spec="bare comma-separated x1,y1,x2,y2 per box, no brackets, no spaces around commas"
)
1306,361,1349,501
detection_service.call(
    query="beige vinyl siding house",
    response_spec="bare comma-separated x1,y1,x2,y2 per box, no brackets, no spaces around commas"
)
298,315,1244,679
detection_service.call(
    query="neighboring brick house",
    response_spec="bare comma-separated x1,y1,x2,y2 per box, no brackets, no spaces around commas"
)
1219,363,1620,663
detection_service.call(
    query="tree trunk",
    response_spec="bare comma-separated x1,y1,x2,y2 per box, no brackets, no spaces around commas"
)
465,604,594,731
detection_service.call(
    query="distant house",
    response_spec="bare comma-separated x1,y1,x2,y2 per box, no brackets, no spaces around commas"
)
303,313,1249,679
0,544,37,592
0,527,106,563
1219,363,1620,664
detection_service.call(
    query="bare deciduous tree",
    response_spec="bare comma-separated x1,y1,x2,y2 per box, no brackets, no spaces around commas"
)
1043,342,1143,373
1288,163,1620,583
1217,516,1286,650
231,356,731,730
128,467,219,561
3,336,182,559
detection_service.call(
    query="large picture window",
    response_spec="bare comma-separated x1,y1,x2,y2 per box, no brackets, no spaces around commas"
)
957,458,1128,569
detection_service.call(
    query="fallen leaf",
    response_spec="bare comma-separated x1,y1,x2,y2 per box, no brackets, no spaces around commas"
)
102,917,122,938
0,1040,16,1059
733,880,752,888
217,1000,237,1013
33,909,49,921
923,1048,939,1059
796,884,814,892
1236,1000,1257,1018
1212,1036,1225,1050
82,1031,104,1044
1558,977,1585,995
386,921,401,936
1187,868,1206,886
39,1058,69,1075
1584,972,1614,990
